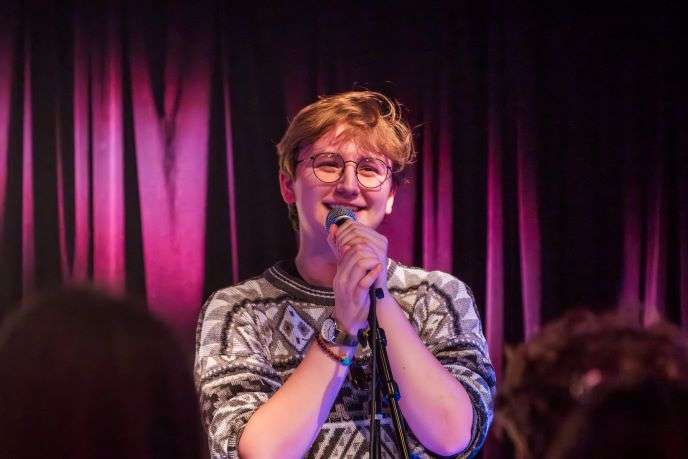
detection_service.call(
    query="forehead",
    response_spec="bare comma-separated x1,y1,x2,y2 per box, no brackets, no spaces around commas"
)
304,126,390,162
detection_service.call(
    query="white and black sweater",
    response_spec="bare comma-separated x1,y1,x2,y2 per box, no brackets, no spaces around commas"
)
195,259,495,458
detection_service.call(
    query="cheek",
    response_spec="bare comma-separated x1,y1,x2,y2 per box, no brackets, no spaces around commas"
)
294,184,325,215
371,189,393,209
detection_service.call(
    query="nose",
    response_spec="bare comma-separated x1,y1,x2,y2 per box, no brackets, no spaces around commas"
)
335,163,359,196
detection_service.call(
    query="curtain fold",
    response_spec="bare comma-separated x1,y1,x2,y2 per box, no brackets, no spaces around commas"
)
421,71,453,273
21,31,33,294
484,3,506,383
69,9,91,283
90,9,125,292
0,18,13,247
127,3,212,333
0,2,685,366
219,15,239,285
510,10,541,340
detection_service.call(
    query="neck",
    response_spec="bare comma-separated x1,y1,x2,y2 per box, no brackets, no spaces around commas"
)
294,243,337,288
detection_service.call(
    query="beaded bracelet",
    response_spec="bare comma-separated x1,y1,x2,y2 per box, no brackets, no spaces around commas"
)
316,335,353,367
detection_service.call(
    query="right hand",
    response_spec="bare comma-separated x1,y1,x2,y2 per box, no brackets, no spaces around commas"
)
327,222,382,334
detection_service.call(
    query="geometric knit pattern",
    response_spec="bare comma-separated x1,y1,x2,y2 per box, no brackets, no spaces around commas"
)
195,259,496,458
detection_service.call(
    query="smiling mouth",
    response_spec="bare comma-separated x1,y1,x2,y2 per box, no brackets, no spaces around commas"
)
325,204,364,217
325,204,363,212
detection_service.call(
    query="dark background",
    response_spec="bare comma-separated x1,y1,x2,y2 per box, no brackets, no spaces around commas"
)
0,1,686,456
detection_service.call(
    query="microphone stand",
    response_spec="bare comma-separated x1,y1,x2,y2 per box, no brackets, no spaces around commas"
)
325,208,410,457
365,286,410,459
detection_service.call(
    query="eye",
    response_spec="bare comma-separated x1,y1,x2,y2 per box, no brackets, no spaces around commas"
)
313,154,343,175
358,158,386,175
315,160,341,170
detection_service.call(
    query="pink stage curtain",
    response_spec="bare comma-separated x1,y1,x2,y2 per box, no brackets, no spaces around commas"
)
0,2,685,402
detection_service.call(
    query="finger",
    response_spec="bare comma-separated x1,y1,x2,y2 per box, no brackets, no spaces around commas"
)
335,224,384,246
337,242,378,269
338,246,379,274
336,225,387,252
339,243,353,257
358,263,382,289
337,241,385,275
336,242,384,286
332,220,365,242
338,235,388,287
340,241,377,259
347,259,381,294
333,219,355,237
337,236,384,257
327,224,339,258
337,252,380,289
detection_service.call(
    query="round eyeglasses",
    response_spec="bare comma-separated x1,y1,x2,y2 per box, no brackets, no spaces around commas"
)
295,152,392,189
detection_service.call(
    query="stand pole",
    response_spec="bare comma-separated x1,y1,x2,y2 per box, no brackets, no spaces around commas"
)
366,287,410,458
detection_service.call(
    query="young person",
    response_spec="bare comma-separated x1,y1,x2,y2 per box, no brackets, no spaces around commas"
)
195,91,495,458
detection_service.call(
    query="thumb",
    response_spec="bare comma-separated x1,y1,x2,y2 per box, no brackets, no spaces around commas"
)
327,224,339,258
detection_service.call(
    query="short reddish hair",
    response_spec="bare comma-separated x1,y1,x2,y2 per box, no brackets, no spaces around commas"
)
276,90,416,229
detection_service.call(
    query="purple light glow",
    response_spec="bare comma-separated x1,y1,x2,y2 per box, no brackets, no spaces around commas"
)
91,17,125,293
486,116,504,381
485,27,505,382
1,4,684,374
69,23,91,283
221,49,239,284
378,170,416,267
619,176,642,317
0,27,13,244
22,38,34,293
128,26,211,333
516,110,542,340
643,167,666,326
421,77,453,273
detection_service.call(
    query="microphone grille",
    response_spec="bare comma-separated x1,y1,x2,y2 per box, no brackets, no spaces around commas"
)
324,206,356,231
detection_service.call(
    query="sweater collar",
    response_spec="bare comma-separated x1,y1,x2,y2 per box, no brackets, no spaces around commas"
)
263,259,398,305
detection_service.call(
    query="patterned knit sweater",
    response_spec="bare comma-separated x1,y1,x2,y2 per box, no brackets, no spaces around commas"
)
195,259,495,458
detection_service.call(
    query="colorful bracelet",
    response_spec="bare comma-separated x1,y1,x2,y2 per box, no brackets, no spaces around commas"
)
316,335,353,367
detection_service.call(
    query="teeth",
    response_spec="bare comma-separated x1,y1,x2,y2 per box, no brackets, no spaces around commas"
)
327,204,360,211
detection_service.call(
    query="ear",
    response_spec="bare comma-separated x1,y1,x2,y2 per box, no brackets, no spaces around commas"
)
385,185,396,215
279,171,296,204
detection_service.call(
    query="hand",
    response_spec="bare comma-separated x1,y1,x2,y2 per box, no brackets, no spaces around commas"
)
327,221,389,334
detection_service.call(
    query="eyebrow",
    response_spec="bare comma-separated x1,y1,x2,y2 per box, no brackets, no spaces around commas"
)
312,151,390,162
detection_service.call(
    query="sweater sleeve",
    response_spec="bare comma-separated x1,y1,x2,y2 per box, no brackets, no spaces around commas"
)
411,272,496,459
195,291,282,459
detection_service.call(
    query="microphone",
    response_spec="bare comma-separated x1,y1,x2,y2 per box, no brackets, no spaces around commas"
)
324,206,356,231
325,206,384,302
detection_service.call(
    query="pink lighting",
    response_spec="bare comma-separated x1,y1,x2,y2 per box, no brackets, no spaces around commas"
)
21,37,34,293
421,74,453,273
91,14,125,293
516,103,542,340
128,15,211,334
70,19,91,284
0,25,13,244
0,4,684,365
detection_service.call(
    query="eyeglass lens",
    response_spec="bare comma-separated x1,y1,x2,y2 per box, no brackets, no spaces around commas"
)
312,153,389,188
